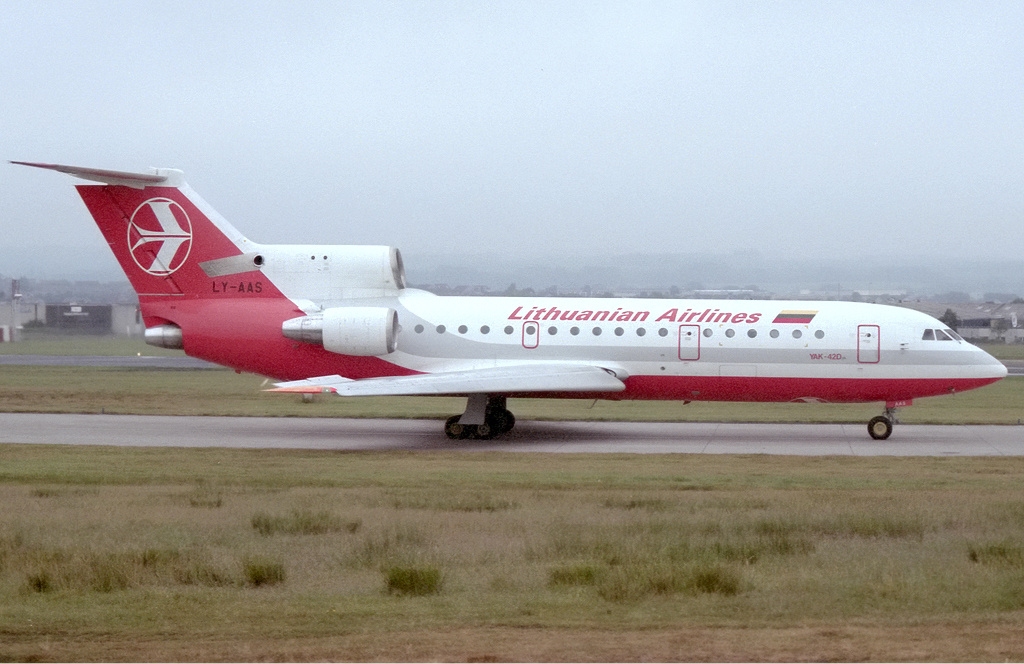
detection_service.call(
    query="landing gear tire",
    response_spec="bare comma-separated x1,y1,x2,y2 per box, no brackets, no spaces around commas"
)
445,415,469,440
867,415,893,440
444,417,495,440
487,409,515,436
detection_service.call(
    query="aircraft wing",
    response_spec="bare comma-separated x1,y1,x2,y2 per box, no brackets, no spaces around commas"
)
268,363,626,396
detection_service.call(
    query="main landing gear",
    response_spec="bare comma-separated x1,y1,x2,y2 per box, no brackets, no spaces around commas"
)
444,395,516,440
867,406,900,440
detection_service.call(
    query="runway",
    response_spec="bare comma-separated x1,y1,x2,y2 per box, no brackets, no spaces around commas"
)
0,413,1021,456
0,354,218,369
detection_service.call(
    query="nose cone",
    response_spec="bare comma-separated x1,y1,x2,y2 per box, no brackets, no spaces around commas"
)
976,347,1009,380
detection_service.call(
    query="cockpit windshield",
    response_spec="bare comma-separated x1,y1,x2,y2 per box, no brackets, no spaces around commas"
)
922,328,963,342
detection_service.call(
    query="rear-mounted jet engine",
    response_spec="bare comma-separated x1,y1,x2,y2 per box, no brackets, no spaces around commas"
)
282,307,398,356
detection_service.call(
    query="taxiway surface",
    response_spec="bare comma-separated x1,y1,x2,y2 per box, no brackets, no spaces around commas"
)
0,413,1021,456
0,355,218,368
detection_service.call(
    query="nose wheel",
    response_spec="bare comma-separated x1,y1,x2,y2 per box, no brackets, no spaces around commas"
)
867,406,900,440
867,415,893,440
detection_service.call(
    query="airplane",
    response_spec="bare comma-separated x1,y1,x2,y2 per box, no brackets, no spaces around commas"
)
13,161,1008,441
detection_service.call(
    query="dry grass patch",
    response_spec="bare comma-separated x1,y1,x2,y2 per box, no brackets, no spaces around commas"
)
18,546,237,593
251,509,361,536
385,565,443,596
603,495,670,511
185,483,224,508
349,523,431,569
968,541,1024,567
548,563,602,587
597,561,742,602
243,556,286,587
384,490,519,512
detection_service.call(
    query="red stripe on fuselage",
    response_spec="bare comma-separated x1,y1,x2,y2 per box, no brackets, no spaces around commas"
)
504,374,1001,404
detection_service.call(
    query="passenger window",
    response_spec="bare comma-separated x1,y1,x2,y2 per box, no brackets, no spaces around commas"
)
747,329,757,338
637,328,646,337
570,326,580,336
922,329,935,341
658,328,668,337
436,325,446,334
548,326,557,335
792,329,802,339
481,325,490,334
614,327,624,336
458,325,468,334
725,329,735,338
414,324,424,333
593,327,602,336
769,329,779,338
703,328,713,337
504,326,514,335
814,330,825,339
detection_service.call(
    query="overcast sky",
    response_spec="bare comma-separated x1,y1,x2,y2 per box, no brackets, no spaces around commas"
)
1,1,1022,281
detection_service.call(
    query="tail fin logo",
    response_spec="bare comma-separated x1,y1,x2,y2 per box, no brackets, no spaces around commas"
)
128,198,193,275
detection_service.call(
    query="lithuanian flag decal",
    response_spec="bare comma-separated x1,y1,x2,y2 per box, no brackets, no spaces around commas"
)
772,310,817,324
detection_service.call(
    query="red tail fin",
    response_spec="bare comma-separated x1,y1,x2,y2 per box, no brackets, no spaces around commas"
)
76,183,248,296
13,162,263,298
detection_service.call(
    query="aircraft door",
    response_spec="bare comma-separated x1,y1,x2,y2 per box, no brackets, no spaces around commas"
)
857,325,880,363
678,324,700,361
522,321,540,349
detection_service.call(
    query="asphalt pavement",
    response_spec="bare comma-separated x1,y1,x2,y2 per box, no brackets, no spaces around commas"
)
1,413,1021,456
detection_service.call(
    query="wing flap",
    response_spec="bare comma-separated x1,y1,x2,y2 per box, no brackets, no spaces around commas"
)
269,364,626,396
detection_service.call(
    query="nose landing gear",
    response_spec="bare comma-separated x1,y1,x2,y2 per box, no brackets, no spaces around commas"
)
867,415,893,440
867,406,901,440
444,394,516,440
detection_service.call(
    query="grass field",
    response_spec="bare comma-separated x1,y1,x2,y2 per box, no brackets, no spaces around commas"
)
976,342,1024,360
1,447,1024,661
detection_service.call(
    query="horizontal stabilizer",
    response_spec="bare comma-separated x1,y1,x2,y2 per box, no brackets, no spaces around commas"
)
269,363,627,396
11,161,182,188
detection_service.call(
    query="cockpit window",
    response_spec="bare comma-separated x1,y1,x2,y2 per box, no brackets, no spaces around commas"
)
923,328,963,341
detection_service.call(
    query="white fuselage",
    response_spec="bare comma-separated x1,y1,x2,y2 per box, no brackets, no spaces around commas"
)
280,289,1005,404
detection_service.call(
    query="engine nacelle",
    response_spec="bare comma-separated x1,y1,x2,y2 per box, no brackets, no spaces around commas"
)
251,245,406,300
282,307,398,356
144,324,184,349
